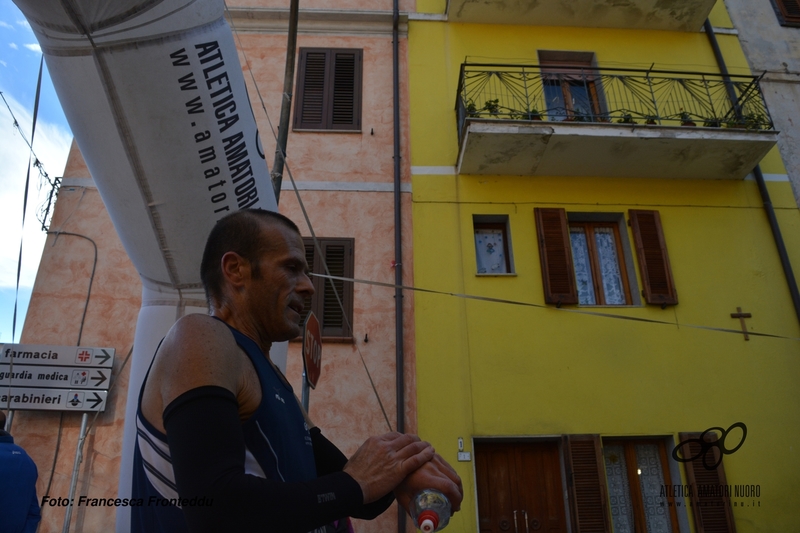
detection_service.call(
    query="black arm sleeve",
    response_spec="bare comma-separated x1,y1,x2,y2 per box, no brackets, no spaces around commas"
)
163,386,364,533
310,427,395,520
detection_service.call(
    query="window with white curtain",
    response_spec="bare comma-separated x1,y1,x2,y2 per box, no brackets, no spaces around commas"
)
568,220,632,305
473,216,514,274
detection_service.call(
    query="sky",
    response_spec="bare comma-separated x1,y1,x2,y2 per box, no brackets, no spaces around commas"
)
0,0,73,343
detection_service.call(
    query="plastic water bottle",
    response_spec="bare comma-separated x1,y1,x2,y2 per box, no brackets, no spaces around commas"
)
410,489,451,532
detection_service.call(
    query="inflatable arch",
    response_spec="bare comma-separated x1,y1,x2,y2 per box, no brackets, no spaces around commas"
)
12,1,282,530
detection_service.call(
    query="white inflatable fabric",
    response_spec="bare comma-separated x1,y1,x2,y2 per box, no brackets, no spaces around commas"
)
11,1,283,531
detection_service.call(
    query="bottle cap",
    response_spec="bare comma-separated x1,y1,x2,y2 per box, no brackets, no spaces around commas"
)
418,510,439,532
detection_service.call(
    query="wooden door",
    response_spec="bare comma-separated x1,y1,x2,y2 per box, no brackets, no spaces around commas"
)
476,441,568,533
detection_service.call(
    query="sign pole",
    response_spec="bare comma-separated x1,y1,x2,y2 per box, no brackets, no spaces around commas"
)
62,411,89,533
301,370,310,412
301,312,322,414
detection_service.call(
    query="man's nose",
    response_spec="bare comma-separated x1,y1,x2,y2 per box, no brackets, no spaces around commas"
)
299,272,315,296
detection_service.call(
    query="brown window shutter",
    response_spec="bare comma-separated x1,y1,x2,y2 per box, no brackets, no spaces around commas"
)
330,50,362,130
294,49,330,130
319,239,354,338
678,433,737,533
294,48,362,131
563,435,610,533
299,241,318,328
629,210,677,306
777,0,800,24
535,208,578,305
303,237,354,339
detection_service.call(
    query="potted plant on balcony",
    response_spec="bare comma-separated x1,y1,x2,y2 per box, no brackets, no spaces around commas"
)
644,114,658,125
483,99,500,116
510,108,542,121
524,109,542,120
725,116,744,129
566,106,593,122
743,111,767,130
616,113,637,124
679,110,696,127
724,112,766,130
465,99,479,118
703,118,722,128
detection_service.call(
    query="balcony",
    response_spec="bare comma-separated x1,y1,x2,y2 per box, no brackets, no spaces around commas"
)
456,64,778,179
446,0,716,31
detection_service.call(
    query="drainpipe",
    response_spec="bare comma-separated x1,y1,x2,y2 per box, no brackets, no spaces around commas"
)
704,19,800,325
392,1,406,532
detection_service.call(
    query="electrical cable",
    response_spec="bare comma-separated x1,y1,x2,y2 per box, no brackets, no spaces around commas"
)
11,57,43,347
1,58,44,434
0,89,61,232
310,272,800,343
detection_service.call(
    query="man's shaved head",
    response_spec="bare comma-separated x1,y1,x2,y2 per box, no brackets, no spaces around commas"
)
200,209,301,307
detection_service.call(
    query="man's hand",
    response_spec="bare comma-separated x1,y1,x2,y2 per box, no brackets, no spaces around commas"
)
394,454,463,516
343,433,435,504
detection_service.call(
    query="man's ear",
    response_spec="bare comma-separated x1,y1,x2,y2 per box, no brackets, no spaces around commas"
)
220,251,250,288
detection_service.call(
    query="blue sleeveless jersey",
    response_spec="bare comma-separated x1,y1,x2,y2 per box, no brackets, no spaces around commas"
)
131,323,317,532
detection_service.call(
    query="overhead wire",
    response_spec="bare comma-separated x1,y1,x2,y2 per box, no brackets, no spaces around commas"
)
4,57,43,347
2,58,45,434
0,89,61,233
311,273,800,342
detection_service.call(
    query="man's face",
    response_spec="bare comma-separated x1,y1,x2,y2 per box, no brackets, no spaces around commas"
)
246,222,314,342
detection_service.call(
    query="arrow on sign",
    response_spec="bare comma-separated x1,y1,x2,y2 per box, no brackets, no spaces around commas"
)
91,371,107,387
95,350,112,365
88,392,104,409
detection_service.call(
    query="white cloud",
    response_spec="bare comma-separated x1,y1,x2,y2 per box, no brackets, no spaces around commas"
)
0,21,13,30
0,60,6,67
0,93,72,290
23,43,40,53
8,42,17,49
16,20,30,30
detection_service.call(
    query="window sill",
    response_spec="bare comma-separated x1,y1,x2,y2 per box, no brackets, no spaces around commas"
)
575,304,642,308
292,129,362,133
476,273,517,277
290,336,355,344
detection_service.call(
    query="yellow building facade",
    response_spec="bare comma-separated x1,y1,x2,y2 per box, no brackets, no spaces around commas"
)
409,1,800,532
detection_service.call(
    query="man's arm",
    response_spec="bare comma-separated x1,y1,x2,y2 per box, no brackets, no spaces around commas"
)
311,427,395,520
149,316,433,532
165,386,432,532
165,386,366,532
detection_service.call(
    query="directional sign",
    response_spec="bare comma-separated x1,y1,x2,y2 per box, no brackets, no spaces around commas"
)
0,344,115,368
0,365,109,389
0,388,108,412
302,312,322,389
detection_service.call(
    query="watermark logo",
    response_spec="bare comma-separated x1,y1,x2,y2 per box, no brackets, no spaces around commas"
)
672,422,747,470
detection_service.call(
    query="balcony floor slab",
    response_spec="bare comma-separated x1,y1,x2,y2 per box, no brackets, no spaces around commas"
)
447,0,715,31
457,121,779,180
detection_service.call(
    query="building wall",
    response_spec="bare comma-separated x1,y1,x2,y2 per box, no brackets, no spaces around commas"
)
723,0,800,206
9,4,414,533
409,1,800,532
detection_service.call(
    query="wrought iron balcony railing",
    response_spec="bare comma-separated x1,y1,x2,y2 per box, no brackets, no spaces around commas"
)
456,63,774,142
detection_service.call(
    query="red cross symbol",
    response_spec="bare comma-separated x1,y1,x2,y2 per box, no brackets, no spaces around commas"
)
77,350,92,363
